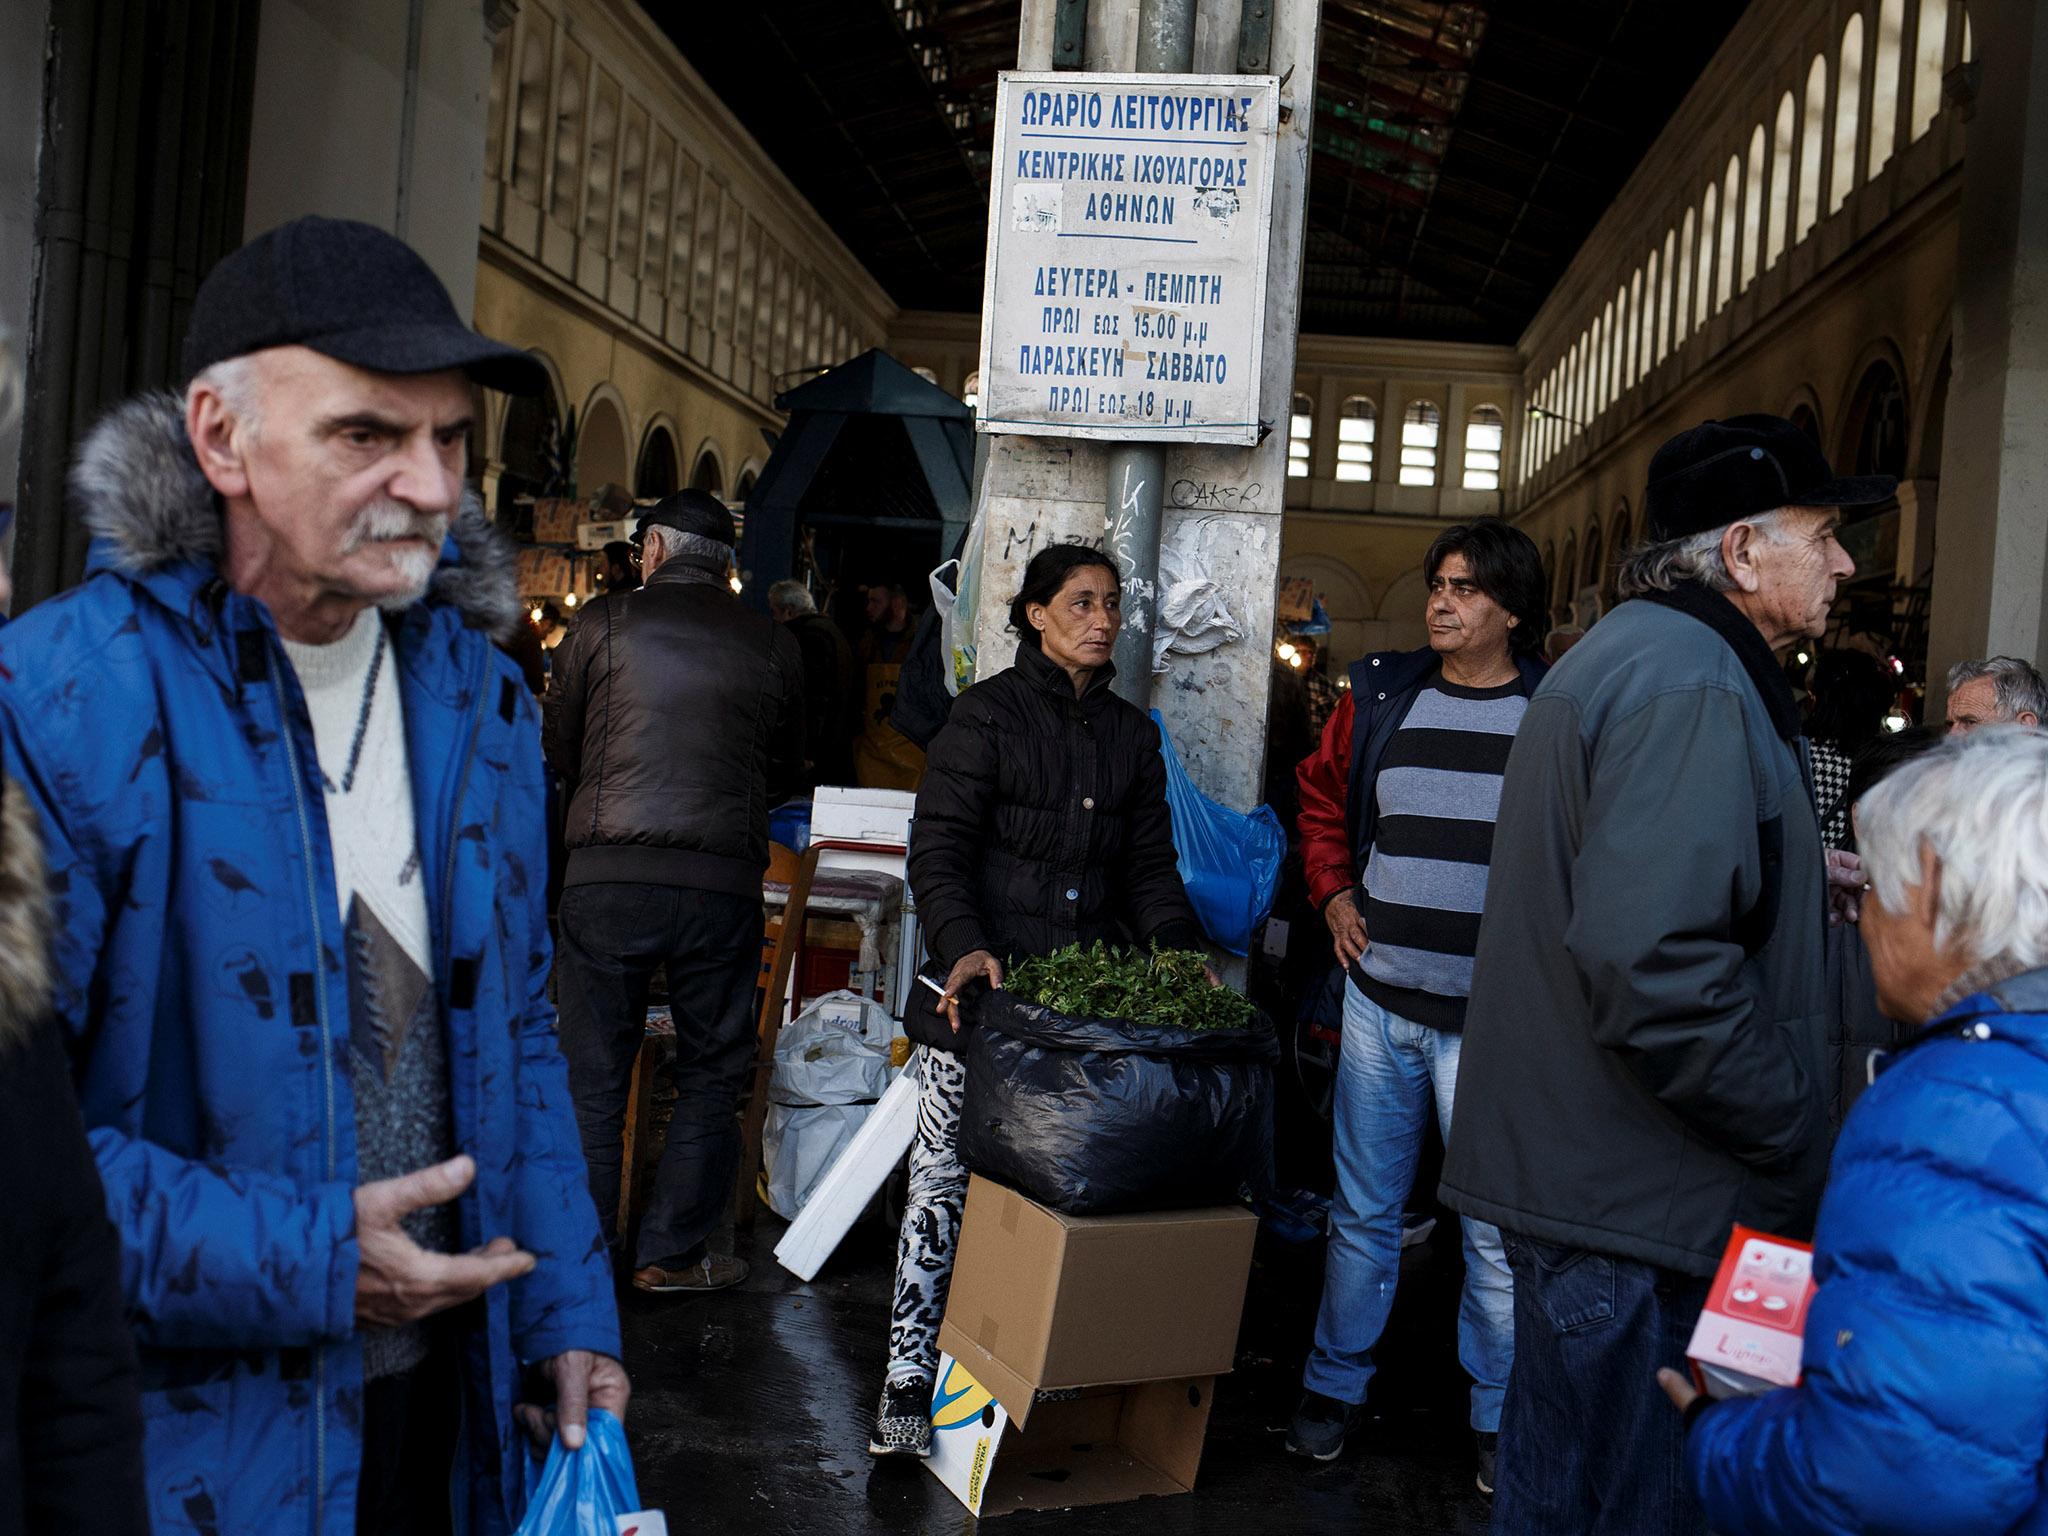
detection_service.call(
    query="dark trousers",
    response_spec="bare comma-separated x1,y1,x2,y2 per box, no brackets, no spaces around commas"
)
1493,1235,1711,1536
356,1345,458,1536
556,881,764,1268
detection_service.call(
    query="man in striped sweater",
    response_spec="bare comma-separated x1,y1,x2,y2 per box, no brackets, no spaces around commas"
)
1287,520,1550,1492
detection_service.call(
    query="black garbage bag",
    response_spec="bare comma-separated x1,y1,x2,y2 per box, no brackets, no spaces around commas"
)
958,990,1280,1215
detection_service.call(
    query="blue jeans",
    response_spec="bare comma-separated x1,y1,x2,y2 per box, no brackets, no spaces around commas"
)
1302,982,1514,1431
1492,1237,1710,1535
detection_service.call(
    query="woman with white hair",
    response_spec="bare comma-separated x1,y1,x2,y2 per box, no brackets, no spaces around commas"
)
1665,725,2048,1534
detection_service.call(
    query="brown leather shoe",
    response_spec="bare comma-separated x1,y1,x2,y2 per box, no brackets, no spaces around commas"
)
631,1253,749,1293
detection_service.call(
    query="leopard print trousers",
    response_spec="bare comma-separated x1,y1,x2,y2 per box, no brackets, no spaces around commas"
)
886,1047,969,1383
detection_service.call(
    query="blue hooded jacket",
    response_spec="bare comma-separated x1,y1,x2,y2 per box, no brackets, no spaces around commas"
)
1686,965,2048,1534
0,395,619,1535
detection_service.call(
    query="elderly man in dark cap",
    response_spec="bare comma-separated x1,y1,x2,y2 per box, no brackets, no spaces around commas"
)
0,216,623,1535
544,490,804,1294
1439,416,1891,1535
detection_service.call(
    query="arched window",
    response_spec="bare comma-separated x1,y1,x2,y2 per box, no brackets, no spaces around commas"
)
1831,15,1864,213
733,468,758,506
1643,248,1661,374
549,42,589,228
1604,505,1633,601
1569,337,1585,435
1871,0,1904,176
495,369,560,518
1790,399,1823,445
1963,6,1973,62
963,371,981,410
1741,125,1766,289
1606,301,1623,409
1541,541,1556,600
1717,157,1740,309
1843,362,1909,479
1768,91,1795,265
582,74,619,249
1910,0,1949,140
643,131,673,289
1582,521,1604,593
1335,396,1376,482
1657,230,1676,363
1399,401,1441,486
1695,186,1716,331
614,107,646,271
1675,207,1696,343
1598,301,1614,413
1557,532,1577,612
510,23,549,204
1288,393,1313,478
690,448,724,499
634,424,678,498
1797,53,1827,243
1627,268,1644,389
1463,405,1504,491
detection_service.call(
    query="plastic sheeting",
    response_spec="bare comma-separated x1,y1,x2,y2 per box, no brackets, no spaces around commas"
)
1151,542,1244,673
762,991,894,1220
957,992,1278,1215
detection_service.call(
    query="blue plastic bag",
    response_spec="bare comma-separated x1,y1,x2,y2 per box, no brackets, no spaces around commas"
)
1150,710,1285,955
516,1409,642,1536
767,798,812,852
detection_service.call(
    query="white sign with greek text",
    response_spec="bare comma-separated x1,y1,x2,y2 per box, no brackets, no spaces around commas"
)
977,72,1280,447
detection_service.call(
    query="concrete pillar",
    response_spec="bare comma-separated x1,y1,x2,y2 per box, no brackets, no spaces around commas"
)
1927,0,2048,699
241,0,502,316
977,0,1324,809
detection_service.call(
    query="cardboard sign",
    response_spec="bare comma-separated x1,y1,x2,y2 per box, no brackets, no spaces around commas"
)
977,72,1281,445
1687,1225,1817,1399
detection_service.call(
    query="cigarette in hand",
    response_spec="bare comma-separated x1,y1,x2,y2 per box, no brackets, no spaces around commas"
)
919,972,956,1006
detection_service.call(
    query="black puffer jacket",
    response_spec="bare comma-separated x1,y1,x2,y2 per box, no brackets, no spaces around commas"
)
908,643,1201,1046
545,559,804,896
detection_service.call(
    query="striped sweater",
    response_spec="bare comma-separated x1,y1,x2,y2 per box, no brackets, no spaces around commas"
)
1353,674,1529,1029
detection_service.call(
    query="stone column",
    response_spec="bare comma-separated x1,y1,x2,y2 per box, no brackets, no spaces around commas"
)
1926,0,2048,701
975,0,1324,812
242,0,497,315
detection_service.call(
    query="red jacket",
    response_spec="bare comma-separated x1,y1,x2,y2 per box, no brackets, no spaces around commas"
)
1296,691,1358,911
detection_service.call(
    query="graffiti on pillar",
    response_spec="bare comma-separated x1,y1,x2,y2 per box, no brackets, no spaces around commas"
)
1168,479,1263,511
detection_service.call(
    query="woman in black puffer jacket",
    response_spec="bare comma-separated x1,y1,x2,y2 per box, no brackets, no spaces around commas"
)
868,544,1201,1459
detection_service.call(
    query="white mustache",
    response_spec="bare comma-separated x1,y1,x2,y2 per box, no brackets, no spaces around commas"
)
341,498,448,556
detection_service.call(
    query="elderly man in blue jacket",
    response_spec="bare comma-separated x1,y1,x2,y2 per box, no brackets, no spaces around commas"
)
0,218,624,1534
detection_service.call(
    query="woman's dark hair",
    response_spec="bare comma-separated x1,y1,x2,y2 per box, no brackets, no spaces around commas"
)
1807,649,1896,753
1423,519,1549,656
1008,543,1122,645
1846,724,1940,813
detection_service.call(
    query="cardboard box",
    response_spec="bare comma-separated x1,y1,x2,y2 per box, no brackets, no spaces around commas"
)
1686,1225,1817,1399
926,1176,1258,1517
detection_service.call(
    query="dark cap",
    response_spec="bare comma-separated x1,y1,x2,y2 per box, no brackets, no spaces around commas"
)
1644,414,1896,542
181,216,547,395
634,489,736,550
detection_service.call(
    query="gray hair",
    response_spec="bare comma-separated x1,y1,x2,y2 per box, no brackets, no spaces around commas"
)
185,355,263,439
1615,508,1791,599
767,579,815,615
642,524,731,567
1947,655,2048,724
1858,726,2048,977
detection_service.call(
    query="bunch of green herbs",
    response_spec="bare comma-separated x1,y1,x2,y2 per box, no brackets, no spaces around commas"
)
1005,941,1256,1033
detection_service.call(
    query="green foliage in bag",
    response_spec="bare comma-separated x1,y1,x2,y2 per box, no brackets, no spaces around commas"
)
1005,941,1256,1033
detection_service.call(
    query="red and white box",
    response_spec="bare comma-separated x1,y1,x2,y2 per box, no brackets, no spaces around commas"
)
1686,1225,1817,1399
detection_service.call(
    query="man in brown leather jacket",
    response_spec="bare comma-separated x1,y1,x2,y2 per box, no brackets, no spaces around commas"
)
544,489,803,1294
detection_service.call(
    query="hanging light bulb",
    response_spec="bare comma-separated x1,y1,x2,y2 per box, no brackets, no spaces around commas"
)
529,605,543,624
564,591,578,608
728,573,742,595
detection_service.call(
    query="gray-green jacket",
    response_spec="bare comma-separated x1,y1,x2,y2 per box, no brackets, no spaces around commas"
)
1439,595,1830,1278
